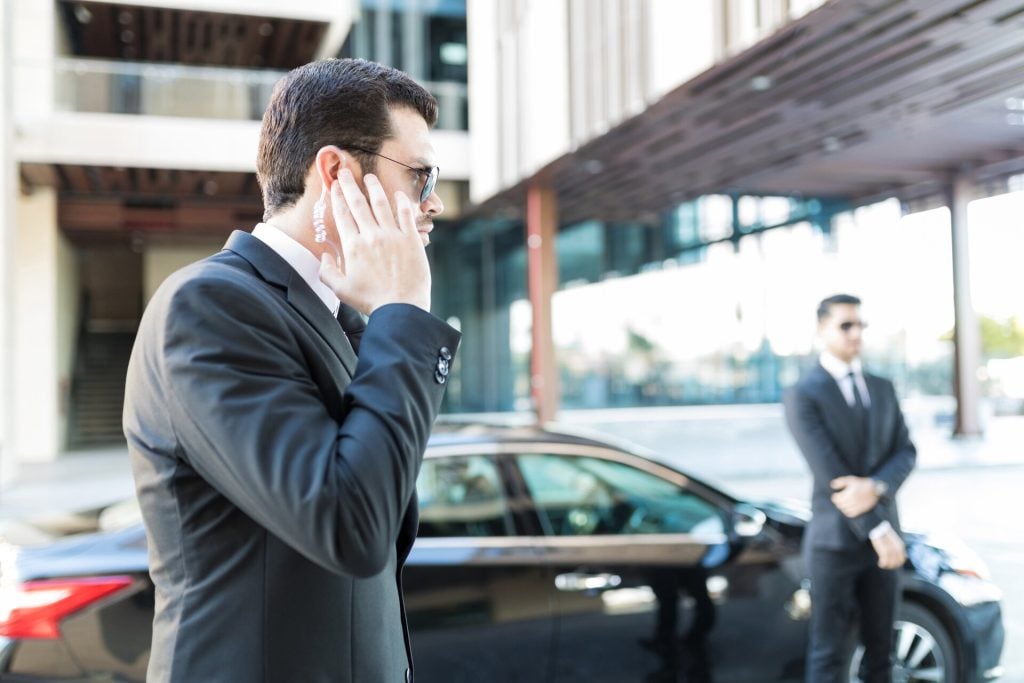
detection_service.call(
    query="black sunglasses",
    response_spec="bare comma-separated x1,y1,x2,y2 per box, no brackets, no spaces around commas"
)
839,320,868,332
347,146,439,204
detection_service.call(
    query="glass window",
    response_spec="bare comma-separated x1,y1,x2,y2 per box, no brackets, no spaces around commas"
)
516,453,726,538
416,455,512,537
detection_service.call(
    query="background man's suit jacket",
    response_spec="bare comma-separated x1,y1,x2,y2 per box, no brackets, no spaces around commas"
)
124,230,460,682
784,363,916,551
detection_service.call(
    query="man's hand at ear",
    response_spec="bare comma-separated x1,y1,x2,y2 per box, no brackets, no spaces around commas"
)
318,170,431,315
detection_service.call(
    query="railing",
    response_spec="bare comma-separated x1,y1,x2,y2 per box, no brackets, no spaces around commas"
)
54,57,469,130
54,58,283,121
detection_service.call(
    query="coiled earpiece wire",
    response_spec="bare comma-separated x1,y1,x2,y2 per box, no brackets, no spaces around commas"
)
313,184,343,267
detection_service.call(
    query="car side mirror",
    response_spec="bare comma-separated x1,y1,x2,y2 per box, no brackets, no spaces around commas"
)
732,502,766,538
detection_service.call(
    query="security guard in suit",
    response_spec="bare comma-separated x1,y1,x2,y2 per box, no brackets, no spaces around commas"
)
784,294,916,683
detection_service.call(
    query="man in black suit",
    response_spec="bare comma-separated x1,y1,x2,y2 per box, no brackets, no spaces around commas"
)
783,294,916,683
123,59,460,682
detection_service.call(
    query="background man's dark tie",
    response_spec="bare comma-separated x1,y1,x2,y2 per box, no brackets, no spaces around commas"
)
849,371,869,436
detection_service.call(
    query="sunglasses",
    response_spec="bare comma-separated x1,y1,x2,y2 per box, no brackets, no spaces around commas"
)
839,320,868,332
347,146,439,204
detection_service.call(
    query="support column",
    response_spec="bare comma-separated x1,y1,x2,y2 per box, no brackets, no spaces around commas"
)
526,185,559,424
948,174,983,436
0,0,16,484
13,188,62,462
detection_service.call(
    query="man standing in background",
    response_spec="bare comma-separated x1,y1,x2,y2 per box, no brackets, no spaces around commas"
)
784,294,916,682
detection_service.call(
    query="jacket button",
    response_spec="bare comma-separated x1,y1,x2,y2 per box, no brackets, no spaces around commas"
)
435,347,452,384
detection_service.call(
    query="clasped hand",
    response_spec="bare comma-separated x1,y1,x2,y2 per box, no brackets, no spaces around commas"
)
318,169,431,315
829,475,877,518
831,475,905,568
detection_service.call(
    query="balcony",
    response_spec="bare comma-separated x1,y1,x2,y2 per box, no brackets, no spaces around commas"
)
54,57,469,130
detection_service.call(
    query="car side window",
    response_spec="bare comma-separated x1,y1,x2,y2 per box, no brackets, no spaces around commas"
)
517,453,726,538
416,455,513,537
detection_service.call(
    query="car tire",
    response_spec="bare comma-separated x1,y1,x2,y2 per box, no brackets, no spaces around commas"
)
847,601,959,683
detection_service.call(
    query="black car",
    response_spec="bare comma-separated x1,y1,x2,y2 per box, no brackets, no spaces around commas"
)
0,424,1005,682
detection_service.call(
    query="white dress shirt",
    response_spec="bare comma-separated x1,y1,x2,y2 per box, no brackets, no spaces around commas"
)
818,352,891,540
252,222,340,316
819,351,870,408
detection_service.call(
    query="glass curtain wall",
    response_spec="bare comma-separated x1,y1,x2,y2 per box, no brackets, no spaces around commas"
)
431,189,1024,415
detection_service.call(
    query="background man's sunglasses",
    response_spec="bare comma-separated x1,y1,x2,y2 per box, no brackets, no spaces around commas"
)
839,321,868,332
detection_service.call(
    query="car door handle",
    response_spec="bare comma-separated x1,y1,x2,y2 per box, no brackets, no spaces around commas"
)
554,572,622,592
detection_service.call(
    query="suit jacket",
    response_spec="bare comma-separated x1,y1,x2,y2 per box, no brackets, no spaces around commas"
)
783,362,916,551
123,230,461,682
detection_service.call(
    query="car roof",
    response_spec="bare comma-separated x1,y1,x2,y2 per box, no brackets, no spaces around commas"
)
426,421,650,455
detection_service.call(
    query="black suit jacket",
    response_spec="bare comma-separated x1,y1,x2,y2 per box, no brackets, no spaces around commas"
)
123,231,460,682
783,363,916,550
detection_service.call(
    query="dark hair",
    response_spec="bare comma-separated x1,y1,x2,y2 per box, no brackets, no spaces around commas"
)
256,58,438,219
817,294,861,321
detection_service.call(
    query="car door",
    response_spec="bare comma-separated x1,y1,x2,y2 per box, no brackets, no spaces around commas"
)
404,450,554,682
511,446,807,683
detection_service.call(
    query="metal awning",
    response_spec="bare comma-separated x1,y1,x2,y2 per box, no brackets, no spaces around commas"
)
470,0,1024,225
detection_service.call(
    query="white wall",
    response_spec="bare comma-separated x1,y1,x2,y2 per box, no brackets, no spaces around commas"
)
1,0,16,484
16,113,262,173
469,0,722,203
517,2,571,178
11,0,56,121
645,0,718,101
467,0,502,203
468,0,572,204
12,187,61,462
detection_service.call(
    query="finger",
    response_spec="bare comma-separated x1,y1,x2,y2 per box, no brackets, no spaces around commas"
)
338,168,378,233
830,476,849,490
331,179,359,241
319,253,347,295
364,174,397,231
394,191,417,235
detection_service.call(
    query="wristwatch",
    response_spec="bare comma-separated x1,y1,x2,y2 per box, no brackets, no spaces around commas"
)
872,478,889,500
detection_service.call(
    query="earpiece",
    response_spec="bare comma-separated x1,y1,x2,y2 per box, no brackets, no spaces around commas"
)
312,183,342,267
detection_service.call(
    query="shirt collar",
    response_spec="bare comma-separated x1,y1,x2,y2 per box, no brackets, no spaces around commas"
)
252,222,340,316
819,351,863,381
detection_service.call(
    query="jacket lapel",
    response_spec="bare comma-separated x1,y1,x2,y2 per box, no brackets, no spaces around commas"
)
863,373,885,462
222,231,359,377
812,364,865,470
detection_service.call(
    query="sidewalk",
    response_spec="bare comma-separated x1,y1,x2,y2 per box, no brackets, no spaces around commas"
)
1,404,1021,526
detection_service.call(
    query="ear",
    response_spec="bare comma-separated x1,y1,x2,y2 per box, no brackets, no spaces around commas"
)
313,146,359,191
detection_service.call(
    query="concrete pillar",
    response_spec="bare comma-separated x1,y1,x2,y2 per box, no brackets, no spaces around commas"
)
947,175,983,436
1,0,16,485
12,188,63,461
526,184,559,424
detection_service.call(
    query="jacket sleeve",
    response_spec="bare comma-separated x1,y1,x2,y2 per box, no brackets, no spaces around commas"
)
783,384,886,540
159,271,460,578
870,380,916,499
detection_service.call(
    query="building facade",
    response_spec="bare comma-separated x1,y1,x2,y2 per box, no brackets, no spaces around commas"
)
0,0,471,477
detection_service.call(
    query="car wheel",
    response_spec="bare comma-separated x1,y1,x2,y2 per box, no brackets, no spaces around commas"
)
847,601,959,683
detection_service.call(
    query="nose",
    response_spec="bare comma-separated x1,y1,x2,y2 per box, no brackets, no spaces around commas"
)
422,189,444,218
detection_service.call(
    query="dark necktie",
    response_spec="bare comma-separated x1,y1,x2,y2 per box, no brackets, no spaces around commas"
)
848,371,869,435
337,303,366,354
